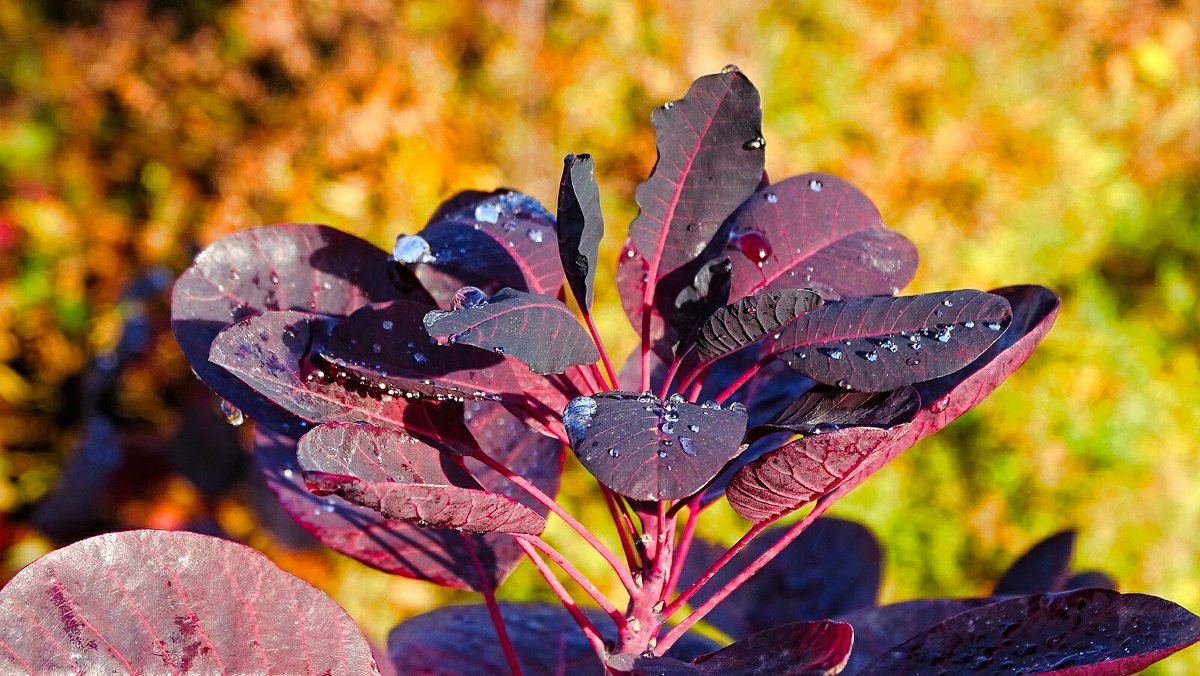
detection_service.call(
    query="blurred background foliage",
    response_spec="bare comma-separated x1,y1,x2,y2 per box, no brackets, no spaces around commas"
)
0,0,1197,670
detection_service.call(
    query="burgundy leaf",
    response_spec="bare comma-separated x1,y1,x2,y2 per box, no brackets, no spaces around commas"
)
723,173,918,301
404,189,564,303
753,386,920,438
564,392,748,500
994,530,1077,595
424,288,600,375
630,621,853,676
679,518,882,638
557,153,605,310
207,310,475,449
767,290,1013,392
856,590,1200,676
0,530,379,674
681,288,823,374
837,598,1002,675
298,423,546,534
1067,571,1119,591
172,224,401,433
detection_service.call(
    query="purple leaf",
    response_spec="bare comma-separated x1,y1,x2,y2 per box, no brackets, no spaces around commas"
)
723,173,918,301
564,392,748,500
406,189,564,303
172,224,401,433
679,518,881,638
753,386,920,438
837,598,1002,675
424,288,600,375
0,530,379,673
557,153,605,310
1067,571,1119,591
629,621,854,675
298,423,546,534
856,590,1200,675
680,288,823,374
767,290,1013,392
994,530,1077,595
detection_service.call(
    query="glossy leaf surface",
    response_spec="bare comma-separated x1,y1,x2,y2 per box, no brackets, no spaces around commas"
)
298,423,545,534
564,392,748,500
857,590,1200,676
994,530,1077,595
424,288,599,374
682,288,823,374
0,530,379,674
838,598,1001,675
172,224,399,433
557,153,605,310
632,621,853,675
724,173,918,301
752,386,920,438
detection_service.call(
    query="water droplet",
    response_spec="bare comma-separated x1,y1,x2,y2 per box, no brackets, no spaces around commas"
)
382,320,394,330
413,352,427,363
451,286,488,310
372,344,382,354
502,220,517,233
743,136,765,150
220,400,244,426
964,321,975,328
493,346,506,354
474,202,502,223
942,299,954,307
861,350,879,362
731,230,773,266
393,235,436,264
728,402,747,414
907,357,920,366
835,379,852,389
526,228,544,243
607,448,619,458
825,348,844,360
985,321,1002,331
662,101,675,110
657,449,668,459
808,178,823,192
679,437,697,457
765,192,778,203
930,396,950,413
660,421,675,434
563,397,598,442
687,424,700,433
721,64,740,73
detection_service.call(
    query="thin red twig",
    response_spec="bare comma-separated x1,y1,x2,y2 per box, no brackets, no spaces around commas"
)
584,312,619,388
663,521,769,617
515,535,623,623
601,487,639,568
514,538,609,661
663,506,699,601
712,357,767,404
574,364,600,395
461,533,523,676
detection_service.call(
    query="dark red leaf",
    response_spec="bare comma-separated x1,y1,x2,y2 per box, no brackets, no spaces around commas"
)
679,288,823,377
298,423,546,534
723,173,918,301
0,530,379,673
1067,571,1118,591
564,392,748,500
752,386,920,439
679,518,881,638
557,153,605,310
856,590,1200,675
630,621,853,675
424,288,599,375
767,290,1013,392
994,530,1077,595
403,190,564,303
837,598,1002,675
172,224,401,433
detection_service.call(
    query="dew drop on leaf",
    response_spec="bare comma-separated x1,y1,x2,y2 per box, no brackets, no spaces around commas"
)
679,436,697,457
220,399,244,426
392,234,436,264
721,63,740,73
743,136,765,150
451,286,489,310
731,230,773,267
526,228,544,243
474,202,502,223
765,192,778,203
808,178,823,192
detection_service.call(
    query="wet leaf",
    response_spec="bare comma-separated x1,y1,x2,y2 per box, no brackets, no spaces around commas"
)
837,598,1002,675
752,386,920,438
557,153,605,310
680,288,823,377
629,620,854,675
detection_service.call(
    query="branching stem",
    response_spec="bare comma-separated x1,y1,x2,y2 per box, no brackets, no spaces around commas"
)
515,535,623,622
584,312,619,388
514,538,609,660
461,533,523,676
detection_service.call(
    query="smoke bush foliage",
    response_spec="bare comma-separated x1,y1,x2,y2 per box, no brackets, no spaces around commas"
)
0,68,1196,675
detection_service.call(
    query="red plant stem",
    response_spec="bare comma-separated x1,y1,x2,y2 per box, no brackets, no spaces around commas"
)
663,520,769,617
461,533,523,676
657,355,683,400
686,379,703,403
601,487,640,568
471,451,636,591
515,535,623,623
663,506,699,600
584,312,619,388
575,364,600,395
712,357,767,404
514,538,609,660
658,505,827,653
639,309,652,393
589,364,610,392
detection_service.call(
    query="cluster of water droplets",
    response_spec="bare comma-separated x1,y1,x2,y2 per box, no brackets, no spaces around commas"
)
301,352,500,405
392,234,436,264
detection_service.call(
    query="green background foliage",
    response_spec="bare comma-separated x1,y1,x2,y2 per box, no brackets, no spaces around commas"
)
0,0,1196,671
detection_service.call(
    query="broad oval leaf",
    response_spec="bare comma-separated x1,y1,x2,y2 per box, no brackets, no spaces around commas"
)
557,153,605,310
679,288,823,380
424,288,599,375
172,224,401,433
994,529,1077,595
752,386,920,439
837,598,1002,675
679,518,882,638
630,621,853,676
409,189,565,302
857,589,1200,676
564,391,748,500
767,289,1012,392
724,173,918,301
298,423,546,534
0,530,379,674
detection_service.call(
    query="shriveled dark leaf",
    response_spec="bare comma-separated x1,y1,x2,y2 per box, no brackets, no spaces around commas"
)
669,256,734,346
1068,571,1119,591
407,190,564,302
837,598,1002,675
298,423,545,534
172,224,401,433
681,288,822,375
857,589,1200,676
768,289,1012,392
564,391,748,500
208,310,476,449
752,386,920,439
0,530,379,674
558,153,605,310
679,518,882,638
424,288,599,375
631,621,853,676
994,530,1077,595
723,173,918,301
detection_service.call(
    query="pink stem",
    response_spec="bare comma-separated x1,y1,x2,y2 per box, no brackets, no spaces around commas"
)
663,520,769,617
639,308,652,393
514,538,609,660
589,364,610,392
658,505,826,653
601,487,640,568
657,354,683,400
516,535,623,622
663,506,699,600
713,357,767,404
472,451,636,590
574,365,600,395
462,533,523,676
584,312,619,388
